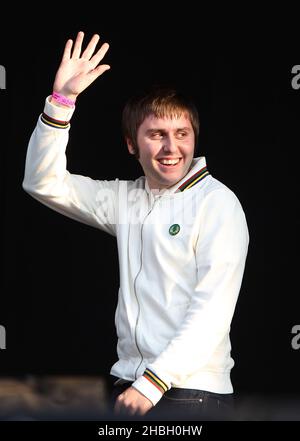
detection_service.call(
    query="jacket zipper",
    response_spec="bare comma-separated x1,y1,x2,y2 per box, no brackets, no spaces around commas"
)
133,196,160,379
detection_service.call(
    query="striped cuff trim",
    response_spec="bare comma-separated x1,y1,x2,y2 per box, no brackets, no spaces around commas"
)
41,112,70,129
143,368,168,394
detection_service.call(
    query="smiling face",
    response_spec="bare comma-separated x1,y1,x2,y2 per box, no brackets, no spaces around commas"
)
127,113,195,191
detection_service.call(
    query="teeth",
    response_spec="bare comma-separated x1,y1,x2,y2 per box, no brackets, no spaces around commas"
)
159,159,180,165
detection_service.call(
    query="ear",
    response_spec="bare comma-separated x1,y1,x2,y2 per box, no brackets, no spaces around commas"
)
126,138,136,155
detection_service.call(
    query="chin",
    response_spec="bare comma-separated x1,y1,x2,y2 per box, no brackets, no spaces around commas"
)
160,176,182,189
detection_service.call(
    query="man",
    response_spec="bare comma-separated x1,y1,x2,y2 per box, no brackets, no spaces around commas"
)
22,31,249,420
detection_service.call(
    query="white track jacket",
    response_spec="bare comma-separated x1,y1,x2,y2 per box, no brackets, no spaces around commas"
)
23,98,249,406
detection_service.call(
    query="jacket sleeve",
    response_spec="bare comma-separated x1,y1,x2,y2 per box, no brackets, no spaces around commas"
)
132,188,249,405
22,97,119,236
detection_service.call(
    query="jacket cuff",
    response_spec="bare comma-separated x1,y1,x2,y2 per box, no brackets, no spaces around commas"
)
131,368,169,406
44,96,76,122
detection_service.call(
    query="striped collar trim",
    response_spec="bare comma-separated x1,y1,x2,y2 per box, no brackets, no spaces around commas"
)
177,165,210,192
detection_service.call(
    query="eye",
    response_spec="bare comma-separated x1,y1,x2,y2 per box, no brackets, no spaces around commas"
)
177,131,187,138
150,132,163,139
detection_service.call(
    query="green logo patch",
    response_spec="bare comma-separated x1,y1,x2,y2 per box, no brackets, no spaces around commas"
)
169,224,180,236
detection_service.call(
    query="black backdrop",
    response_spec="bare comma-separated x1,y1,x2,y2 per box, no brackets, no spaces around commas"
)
1,12,299,402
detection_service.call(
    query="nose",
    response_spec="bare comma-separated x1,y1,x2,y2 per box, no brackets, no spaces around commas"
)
163,135,177,153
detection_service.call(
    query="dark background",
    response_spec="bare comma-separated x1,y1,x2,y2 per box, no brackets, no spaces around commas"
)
1,11,299,403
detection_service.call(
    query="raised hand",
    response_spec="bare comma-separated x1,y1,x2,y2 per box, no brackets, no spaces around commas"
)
52,31,110,101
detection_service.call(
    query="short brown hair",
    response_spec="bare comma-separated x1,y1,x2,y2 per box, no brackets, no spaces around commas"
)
122,86,200,158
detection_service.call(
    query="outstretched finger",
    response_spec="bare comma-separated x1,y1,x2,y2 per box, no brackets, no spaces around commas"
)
88,64,110,82
89,42,110,70
62,39,73,61
81,34,100,60
72,31,84,59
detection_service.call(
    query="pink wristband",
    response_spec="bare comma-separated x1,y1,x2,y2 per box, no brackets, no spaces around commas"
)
52,92,76,108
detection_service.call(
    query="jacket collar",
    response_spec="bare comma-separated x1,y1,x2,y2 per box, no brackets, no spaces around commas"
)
145,156,210,196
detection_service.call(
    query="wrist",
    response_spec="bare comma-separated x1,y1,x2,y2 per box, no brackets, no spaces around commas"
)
44,95,76,123
132,375,165,406
51,91,77,108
